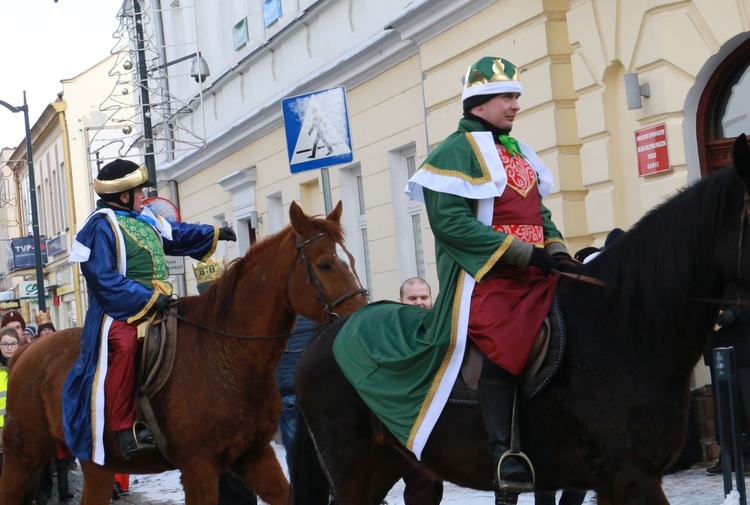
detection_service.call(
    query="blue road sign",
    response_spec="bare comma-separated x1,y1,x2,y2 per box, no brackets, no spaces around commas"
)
282,86,353,174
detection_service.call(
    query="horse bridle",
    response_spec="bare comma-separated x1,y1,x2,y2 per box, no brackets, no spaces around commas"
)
690,191,750,308
289,231,369,320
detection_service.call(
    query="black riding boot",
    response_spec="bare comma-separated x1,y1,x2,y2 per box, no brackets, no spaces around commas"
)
56,458,74,501
117,426,156,459
478,375,534,504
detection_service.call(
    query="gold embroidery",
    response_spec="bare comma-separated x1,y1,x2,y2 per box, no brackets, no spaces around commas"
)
407,274,465,450
475,235,514,281
544,237,566,246
419,134,493,185
90,317,107,460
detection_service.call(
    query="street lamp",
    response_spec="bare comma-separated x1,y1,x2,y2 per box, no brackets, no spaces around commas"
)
0,92,47,312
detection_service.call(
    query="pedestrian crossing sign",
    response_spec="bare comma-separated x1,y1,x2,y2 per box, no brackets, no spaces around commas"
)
282,86,353,173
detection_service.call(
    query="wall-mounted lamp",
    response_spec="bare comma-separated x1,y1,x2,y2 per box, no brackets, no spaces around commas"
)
624,73,650,110
250,210,262,229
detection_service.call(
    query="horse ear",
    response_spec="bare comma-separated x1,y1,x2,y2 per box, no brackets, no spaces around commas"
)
327,201,343,223
289,201,313,236
733,133,750,189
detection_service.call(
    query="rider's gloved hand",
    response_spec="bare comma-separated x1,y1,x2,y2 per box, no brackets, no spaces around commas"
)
528,248,555,276
154,293,171,312
552,252,579,272
218,226,237,242
717,309,737,329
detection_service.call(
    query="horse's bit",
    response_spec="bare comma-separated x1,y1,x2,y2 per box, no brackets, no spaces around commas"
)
290,231,369,320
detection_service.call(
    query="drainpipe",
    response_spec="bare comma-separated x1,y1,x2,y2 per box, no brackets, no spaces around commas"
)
51,101,84,327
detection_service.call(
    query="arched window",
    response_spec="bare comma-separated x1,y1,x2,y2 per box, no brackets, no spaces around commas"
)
698,38,750,175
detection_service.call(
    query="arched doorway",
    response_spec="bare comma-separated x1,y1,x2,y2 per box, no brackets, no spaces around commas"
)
697,37,750,175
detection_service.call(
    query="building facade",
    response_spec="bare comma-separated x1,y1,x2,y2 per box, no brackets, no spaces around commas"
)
7,53,130,331
133,0,750,323
4,0,745,384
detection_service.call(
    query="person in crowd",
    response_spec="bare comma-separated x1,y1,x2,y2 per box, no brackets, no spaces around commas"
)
534,490,587,505
1,310,26,339
111,473,130,500
405,55,572,501
21,325,37,345
36,310,56,337
399,277,434,309
704,282,750,475
62,158,236,464
575,227,624,264
276,315,318,470
398,277,444,505
0,326,20,439
218,472,258,505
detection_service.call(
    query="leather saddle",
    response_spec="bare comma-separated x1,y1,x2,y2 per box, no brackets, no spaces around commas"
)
134,311,179,462
450,295,567,404
140,312,179,398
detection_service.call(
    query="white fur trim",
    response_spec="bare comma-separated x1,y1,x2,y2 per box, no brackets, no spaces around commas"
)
91,316,111,465
462,81,523,101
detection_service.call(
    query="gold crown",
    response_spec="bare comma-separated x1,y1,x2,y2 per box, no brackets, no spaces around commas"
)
192,258,227,285
36,309,52,326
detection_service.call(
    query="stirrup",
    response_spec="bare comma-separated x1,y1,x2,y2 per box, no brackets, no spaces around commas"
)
132,420,155,447
496,450,535,493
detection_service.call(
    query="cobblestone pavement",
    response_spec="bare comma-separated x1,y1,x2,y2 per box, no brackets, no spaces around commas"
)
58,450,738,504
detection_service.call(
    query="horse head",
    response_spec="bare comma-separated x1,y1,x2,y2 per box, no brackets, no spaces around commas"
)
287,201,369,323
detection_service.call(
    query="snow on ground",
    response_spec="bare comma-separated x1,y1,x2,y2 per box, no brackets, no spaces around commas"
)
123,442,737,504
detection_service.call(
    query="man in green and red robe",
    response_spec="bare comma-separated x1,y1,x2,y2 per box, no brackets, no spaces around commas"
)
333,56,571,503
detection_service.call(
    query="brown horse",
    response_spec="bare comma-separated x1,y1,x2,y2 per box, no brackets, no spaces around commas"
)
292,135,750,505
0,201,368,505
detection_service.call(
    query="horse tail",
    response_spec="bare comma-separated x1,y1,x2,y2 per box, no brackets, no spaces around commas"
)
290,408,331,505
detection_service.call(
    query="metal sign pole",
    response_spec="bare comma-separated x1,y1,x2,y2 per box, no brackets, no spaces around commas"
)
714,346,747,505
321,167,332,215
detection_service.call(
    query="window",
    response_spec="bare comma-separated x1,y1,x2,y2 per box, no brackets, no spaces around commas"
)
388,145,426,279
340,164,372,292
698,38,750,175
263,0,282,27
267,192,284,233
233,17,249,50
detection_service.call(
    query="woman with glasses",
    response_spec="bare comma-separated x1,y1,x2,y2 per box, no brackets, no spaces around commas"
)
0,326,20,447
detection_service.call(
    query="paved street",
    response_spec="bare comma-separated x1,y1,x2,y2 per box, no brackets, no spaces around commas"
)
51,444,741,504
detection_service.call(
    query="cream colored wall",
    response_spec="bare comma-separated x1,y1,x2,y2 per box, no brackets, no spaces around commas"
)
567,0,750,249
419,0,589,252
62,53,127,229
176,55,432,301
338,56,432,300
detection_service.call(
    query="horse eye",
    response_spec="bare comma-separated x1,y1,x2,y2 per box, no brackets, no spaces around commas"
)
317,262,332,271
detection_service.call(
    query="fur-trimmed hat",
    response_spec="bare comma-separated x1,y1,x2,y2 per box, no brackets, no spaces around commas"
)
2,310,26,329
462,56,523,110
94,159,154,196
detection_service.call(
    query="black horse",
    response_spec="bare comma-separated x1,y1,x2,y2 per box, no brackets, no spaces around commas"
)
291,134,750,505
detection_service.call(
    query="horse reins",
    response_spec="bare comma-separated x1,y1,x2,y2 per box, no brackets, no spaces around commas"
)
166,310,329,340
166,230,367,340
289,231,369,320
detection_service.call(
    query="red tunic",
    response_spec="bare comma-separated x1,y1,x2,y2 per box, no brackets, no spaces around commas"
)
467,145,559,376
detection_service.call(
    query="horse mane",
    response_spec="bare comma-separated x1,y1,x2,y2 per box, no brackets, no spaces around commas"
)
193,214,346,321
576,167,743,337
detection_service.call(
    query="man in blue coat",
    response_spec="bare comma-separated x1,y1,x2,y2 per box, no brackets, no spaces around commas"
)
62,159,236,464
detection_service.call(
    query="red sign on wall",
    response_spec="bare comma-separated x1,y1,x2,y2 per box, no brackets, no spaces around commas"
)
635,123,671,177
